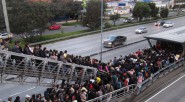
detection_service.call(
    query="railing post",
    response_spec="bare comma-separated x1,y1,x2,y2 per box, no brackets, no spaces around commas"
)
39,60,47,86
68,65,75,83
81,67,87,83
1,54,9,83
54,63,62,84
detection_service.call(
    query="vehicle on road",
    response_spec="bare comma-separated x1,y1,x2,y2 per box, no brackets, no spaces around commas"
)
163,22,174,28
154,20,165,26
135,27,148,34
123,18,134,23
182,9,185,12
103,35,127,48
0,32,13,40
48,24,61,30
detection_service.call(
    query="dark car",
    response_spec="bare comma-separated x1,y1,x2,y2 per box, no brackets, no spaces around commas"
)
103,35,127,48
154,20,165,26
123,18,133,23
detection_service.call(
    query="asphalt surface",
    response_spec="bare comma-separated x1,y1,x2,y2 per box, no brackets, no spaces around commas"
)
0,83,47,101
130,65,185,102
145,74,185,102
43,16,185,61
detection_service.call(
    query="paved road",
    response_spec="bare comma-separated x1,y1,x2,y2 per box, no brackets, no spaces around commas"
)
0,83,47,101
144,73,185,102
43,16,185,58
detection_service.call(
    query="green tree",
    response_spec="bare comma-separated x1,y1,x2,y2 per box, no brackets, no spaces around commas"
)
7,0,54,42
110,13,120,26
160,8,169,18
67,1,83,20
132,2,151,21
82,0,107,30
148,2,159,19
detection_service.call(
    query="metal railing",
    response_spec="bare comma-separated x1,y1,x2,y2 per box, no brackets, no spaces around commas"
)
87,84,136,102
139,57,185,93
0,49,97,85
87,58,185,102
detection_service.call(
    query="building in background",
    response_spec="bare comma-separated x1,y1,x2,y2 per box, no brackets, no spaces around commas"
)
106,0,134,15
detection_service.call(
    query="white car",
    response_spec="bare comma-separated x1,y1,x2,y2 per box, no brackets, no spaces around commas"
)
182,9,185,12
135,27,148,34
0,32,13,39
163,22,174,28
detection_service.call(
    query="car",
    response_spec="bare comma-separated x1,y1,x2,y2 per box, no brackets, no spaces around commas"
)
154,20,165,26
182,9,185,12
20,29,42,38
163,22,174,28
48,24,60,30
123,18,133,23
135,27,148,34
0,32,13,39
103,35,127,48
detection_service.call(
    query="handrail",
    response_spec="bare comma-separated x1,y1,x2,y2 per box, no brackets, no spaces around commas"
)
87,84,136,102
138,57,185,93
0,49,98,85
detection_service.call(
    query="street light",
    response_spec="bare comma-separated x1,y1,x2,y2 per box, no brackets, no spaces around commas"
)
2,0,10,33
100,0,103,61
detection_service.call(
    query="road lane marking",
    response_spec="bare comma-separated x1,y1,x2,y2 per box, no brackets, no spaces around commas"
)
10,87,36,97
0,87,36,100
145,74,185,102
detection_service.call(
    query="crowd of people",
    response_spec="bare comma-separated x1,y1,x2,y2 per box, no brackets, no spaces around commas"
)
0,39,183,102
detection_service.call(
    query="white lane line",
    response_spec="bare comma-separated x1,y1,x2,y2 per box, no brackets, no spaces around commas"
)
0,87,36,100
10,87,36,97
145,74,185,102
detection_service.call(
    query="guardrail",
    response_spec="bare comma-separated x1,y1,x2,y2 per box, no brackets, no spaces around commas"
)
87,58,185,102
87,84,136,102
139,57,185,94
0,50,97,85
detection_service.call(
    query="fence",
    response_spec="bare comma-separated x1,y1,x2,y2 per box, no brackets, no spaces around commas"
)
139,57,185,93
87,84,136,102
87,57,185,102
0,49,97,85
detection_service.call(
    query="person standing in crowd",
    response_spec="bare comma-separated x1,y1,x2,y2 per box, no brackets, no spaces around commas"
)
8,97,12,102
33,45,40,57
42,47,47,58
25,95,30,102
14,96,21,102
80,88,87,102
23,43,33,55
12,41,22,53
64,50,68,59
30,94,36,102
50,52,58,60
38,45,45,58
136,73,144,94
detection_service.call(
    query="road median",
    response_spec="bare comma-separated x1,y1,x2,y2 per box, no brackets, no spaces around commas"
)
29,14,185,46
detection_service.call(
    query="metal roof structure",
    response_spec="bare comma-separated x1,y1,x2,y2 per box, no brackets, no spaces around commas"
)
145,26,185,44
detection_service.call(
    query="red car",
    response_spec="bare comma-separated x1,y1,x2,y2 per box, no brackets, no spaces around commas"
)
48,24,61,30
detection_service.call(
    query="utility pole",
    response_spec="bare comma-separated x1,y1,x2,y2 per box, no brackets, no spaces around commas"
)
100,0,103,61
2,0,10,33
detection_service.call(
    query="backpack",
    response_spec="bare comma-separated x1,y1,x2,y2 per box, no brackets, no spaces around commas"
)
145,72,149,78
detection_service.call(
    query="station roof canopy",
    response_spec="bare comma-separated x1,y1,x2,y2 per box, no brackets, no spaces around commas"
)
144,26,185,44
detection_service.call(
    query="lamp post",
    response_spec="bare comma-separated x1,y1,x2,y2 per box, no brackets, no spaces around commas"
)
2,0,10,33
100,0,103,61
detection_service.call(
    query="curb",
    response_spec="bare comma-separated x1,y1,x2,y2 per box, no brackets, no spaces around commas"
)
29,14,185,46
89,39,146,57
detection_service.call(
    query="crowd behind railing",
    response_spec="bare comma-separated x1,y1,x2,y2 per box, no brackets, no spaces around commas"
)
0,40,183,102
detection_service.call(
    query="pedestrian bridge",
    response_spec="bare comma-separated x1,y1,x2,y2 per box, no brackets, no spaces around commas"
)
0,49,98,85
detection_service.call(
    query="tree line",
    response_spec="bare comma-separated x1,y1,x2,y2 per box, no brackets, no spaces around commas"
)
0,0,170,40
133,2,169,21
